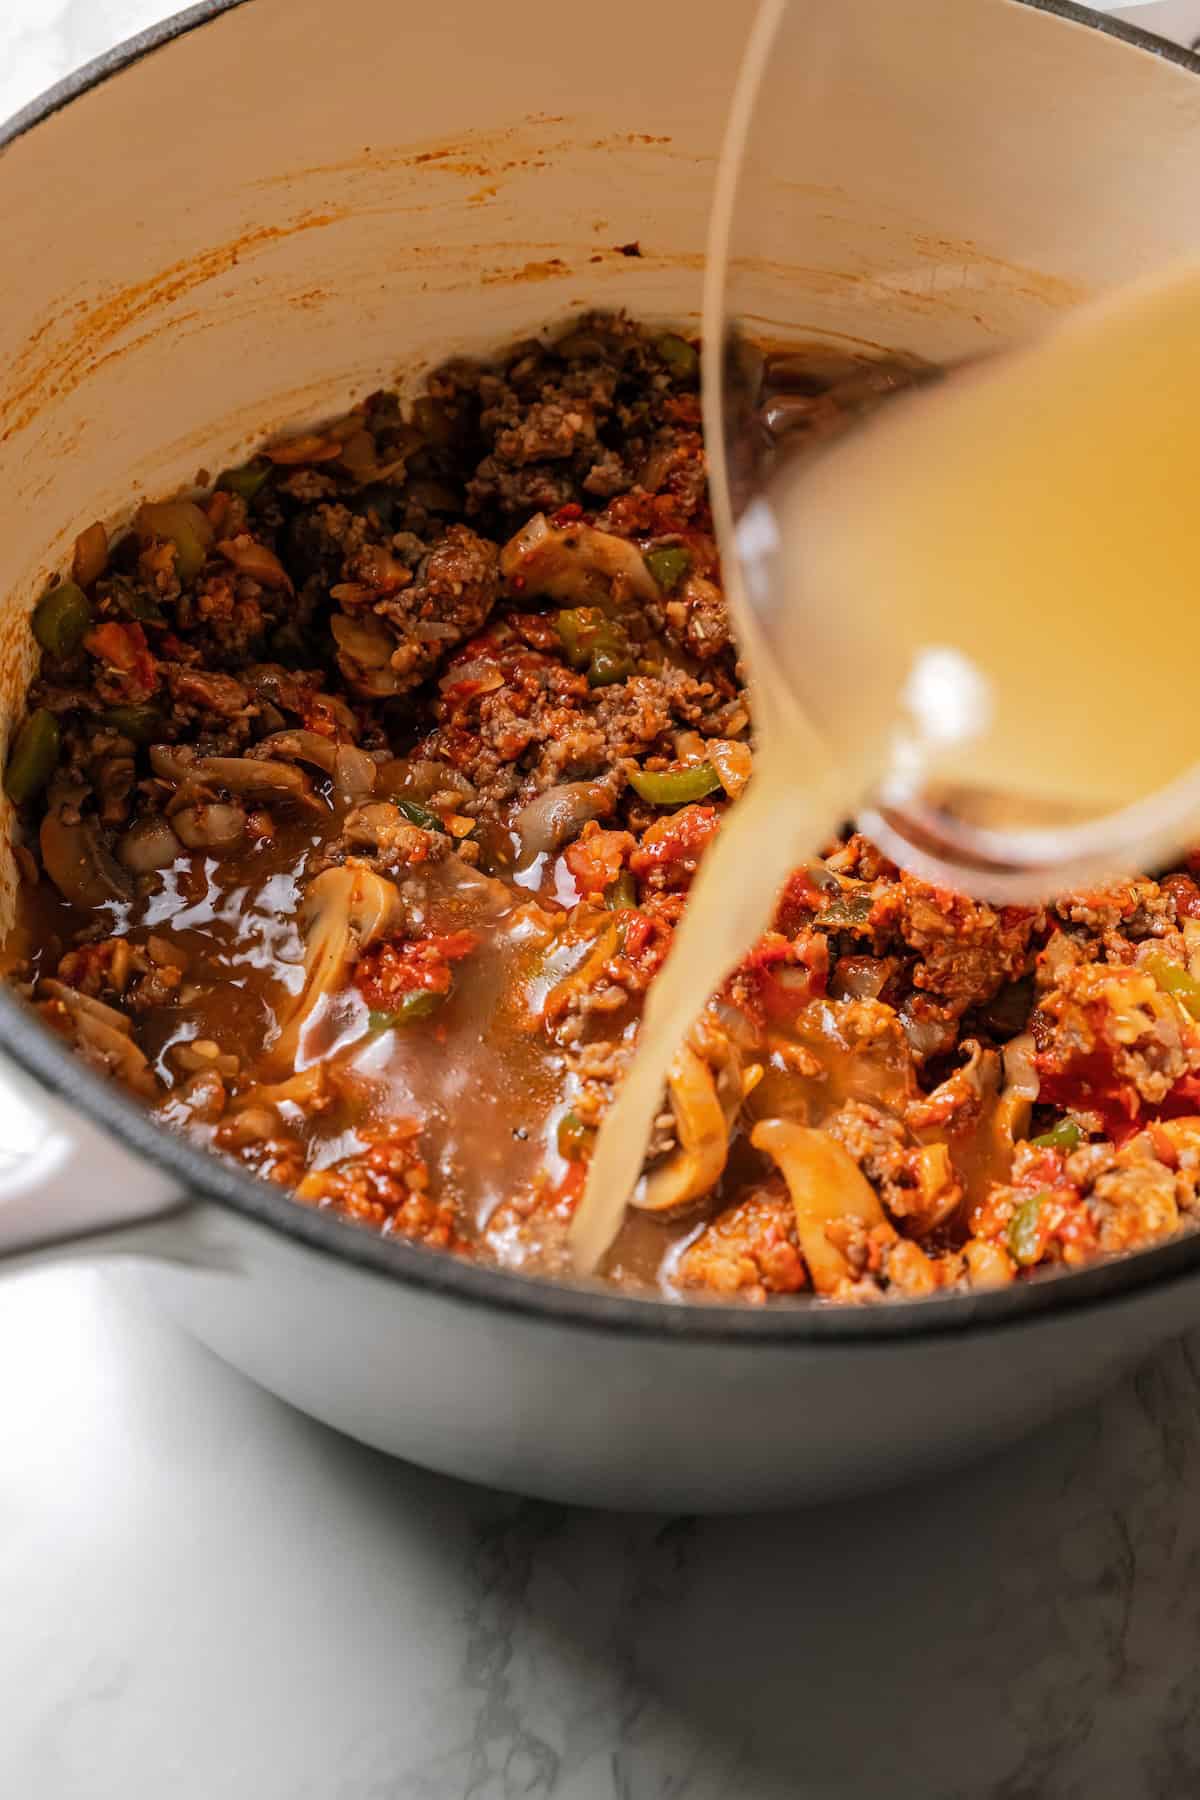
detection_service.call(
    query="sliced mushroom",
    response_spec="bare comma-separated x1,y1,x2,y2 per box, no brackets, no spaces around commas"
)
499,512,658,604
338,802,441,866
219,1103,282,1146
150,744,316,828
634,1042,731,1214
906,1038,999,1134
272,865,403,1068
331,612,406,700
233,1067,330,1113
751,1118,895,1295
510,779,616,871
254,729,339,776
172,802,247,853
117,815,183,873
215,534,293,591
190,756,314,803
40,809,134,908
40,980,156,1097
252,731,377,802
995,1030,1039,1161
149,744,197,784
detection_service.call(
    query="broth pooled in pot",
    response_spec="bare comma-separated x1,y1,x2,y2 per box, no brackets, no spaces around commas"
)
6,315,1200,1303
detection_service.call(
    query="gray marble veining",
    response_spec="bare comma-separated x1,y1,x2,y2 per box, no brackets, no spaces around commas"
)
8,1266,1200,1799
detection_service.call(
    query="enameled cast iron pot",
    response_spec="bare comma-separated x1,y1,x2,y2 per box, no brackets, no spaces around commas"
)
2,0,1199,1511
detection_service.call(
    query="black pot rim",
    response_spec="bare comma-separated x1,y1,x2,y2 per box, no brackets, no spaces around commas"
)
2,0,1200,1349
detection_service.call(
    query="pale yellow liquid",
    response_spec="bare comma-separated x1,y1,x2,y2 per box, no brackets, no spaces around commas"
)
569,261,1200,1275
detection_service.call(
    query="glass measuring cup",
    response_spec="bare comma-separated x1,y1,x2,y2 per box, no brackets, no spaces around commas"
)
701,0,1200,903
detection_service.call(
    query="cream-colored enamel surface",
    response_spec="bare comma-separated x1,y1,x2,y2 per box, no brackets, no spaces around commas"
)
2,0,1200,936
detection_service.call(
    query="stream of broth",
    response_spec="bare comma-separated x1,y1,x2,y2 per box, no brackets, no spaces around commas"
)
571,260,1200,1272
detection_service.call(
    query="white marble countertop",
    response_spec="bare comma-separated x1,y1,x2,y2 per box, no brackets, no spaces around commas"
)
5,5,1200,1798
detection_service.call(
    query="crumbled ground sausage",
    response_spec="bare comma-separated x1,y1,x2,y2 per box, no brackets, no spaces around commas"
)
7,314,1200,1304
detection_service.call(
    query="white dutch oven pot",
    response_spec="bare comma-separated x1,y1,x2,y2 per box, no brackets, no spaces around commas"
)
1,0,1199,1510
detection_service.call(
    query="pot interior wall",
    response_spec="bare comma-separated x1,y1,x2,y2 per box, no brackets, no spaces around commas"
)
1,0,1199,939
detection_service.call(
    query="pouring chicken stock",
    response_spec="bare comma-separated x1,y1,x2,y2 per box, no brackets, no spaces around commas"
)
568,261,1200,1277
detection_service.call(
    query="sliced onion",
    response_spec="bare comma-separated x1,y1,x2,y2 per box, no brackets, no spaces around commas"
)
438,657,503,694
1002,1031,1040,1102
499,512,658,603
1183,917,1200,982
708,738,753,799
40,811,134,908
273,866,403,1069
635,1044,731,1214
898,1000,957,1061
378,757,476,805
831,955,890,1002
332,743,378,801
752,1118,893,1296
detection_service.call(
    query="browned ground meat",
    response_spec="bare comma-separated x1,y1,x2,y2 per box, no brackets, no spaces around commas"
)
6,313,1200,1307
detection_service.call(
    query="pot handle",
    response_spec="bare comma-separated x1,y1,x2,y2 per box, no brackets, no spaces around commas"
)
0,1049,191,1264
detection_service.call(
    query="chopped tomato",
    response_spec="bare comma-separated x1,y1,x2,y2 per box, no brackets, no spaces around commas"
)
731,929,829,1023
613,909,673,983
84,621,158,700
564,825,635,896
630,804,719,885
355,930,479,1006
1162,873,1200,921
774,868,823,933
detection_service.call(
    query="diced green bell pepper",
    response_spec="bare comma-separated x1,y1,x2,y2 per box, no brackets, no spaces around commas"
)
1007,1190,1048,1267
643,546,690,593
604,872,638,910
556,609,633,687
1146,951,1200,1022
216,459,273,503
32,582,92,659
4,708,60,805
1030,1118,1084,1153
103,706,166,746
629,764,721,805
369,990,441,1030
820,889,874,930
557,1108,593,1162
396,797,444,833
135,500,214,585
654,334,699,381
